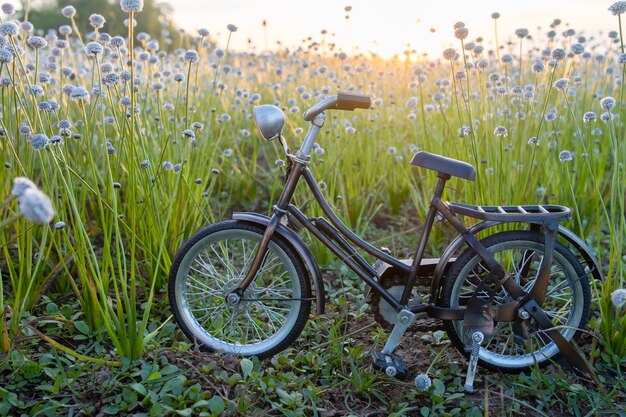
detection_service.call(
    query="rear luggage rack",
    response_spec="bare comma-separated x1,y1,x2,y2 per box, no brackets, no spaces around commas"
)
447,202,571,222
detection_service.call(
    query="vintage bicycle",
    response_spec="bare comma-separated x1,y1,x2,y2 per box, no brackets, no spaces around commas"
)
168,92,600,390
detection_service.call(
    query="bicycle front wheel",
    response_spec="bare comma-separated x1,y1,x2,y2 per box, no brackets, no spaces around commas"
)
168,221,311,358
441,230,590,373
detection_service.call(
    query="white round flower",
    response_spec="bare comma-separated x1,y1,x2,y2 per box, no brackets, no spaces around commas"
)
18,187,56,224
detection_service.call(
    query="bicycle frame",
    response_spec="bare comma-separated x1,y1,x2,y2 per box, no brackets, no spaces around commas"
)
232,156,548,325
220,97,595,379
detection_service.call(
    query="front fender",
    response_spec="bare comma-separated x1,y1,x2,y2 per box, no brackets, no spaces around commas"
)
232,212,326,315
431,221,603,303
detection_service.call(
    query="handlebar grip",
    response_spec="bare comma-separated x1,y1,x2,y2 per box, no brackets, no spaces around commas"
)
335,91,371,110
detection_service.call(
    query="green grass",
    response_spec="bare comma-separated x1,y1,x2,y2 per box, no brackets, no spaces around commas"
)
0,1,625,415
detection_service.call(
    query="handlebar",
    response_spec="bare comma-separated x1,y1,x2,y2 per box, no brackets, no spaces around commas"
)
303,91,371,122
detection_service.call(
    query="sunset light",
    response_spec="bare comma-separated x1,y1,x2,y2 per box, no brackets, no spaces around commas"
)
170,0,608,58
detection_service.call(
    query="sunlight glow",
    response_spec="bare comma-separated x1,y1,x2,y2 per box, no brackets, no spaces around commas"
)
169,0,608,58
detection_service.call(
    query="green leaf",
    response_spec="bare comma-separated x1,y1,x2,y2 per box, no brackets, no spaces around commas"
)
130,383,148,396
433,378,445,396
74,321,90,335
420,406,430,417
207,395,224,416
147,371,161,381
240,358,253,379
103,406,120,415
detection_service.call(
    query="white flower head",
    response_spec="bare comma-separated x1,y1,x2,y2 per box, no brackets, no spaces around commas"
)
120,0,144,13
414,374,432,391
18,187,56,224
61,6,76,18
559,150,573,162
611,288,626,308
609,1,626,16
11,177,37,198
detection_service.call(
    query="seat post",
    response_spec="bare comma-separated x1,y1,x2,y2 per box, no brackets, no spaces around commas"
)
399,172,450,305
432,173,450,201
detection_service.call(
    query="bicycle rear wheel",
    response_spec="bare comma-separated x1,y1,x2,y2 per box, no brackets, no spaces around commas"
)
441,230,590,373
168,221,311,358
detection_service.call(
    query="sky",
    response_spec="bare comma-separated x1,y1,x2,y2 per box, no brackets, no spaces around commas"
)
168,0,613,58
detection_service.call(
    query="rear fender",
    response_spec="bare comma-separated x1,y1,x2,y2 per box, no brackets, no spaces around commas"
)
431,221,603,304
232,212,326,315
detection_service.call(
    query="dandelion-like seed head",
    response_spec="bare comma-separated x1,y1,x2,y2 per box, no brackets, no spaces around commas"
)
600,96,616,111
49,135,63,145
58,25,72,36
181,129,196,139
0,47,13,63
198,28,209,37
414,374,432,391
559,150,573,162
454,27,469,40
491,12,500,19
183,50,199,63
553,78,569,90
545,112,557,122
527,136,539,146
70,86,90,101
89,14,106,29
532,61,545,73
29,133,49,150
0,22,18,36
1,3,15,15
85,41,103,55
609,1,626,15
611,288,626,308
140,159,150,169
20,125,31,135
18,187,55,224
120,0,144,13
571,43,584,55
551,48,566,61
405,97,418,108
61,5,76,18
442,48,456,61
227,23,238,32
223,148,233,157
11,177,36,197
103,73,120,86
515,28,529,38
583,111,596,123
110,36,125,47
162,161,173,171
494,126,508,137
27,36,47,49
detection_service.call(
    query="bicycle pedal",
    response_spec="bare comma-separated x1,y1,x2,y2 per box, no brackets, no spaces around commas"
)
371,350,408,380
464,331,484,392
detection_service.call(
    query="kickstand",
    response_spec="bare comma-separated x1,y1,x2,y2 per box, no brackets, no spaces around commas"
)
464,331,484,392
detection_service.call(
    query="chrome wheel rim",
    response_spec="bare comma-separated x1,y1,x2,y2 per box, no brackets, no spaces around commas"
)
175,229,301,356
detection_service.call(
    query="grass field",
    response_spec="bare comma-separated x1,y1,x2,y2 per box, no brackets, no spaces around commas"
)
0,0,625,415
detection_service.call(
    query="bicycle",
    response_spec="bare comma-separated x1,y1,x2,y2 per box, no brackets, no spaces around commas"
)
168,92,601,390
